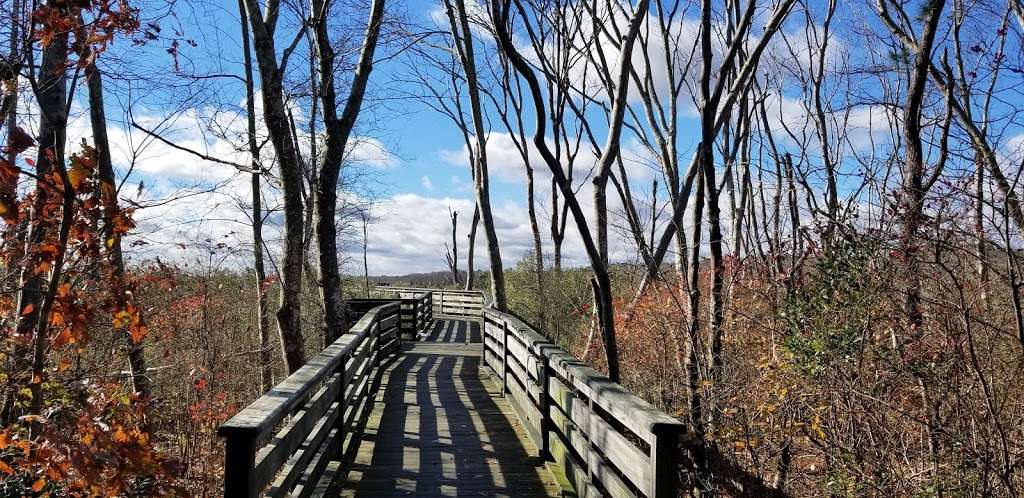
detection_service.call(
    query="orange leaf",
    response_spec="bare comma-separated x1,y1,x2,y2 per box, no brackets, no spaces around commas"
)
112,426,130,443
0,461,12,475
129,324,147,344
31,478,45,492
52,328,73,348
20,304,34,316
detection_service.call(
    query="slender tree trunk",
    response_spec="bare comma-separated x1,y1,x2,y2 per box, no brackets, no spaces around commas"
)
685,165,710,488
22,12,69,428
0,0,20,218
699,0,727,401
594,175,609,267
447,208,462,285
79,30,152,401
975,155,989,306
888,0,946,486
243,0,308,372
237,0,272,391
551,180,564,272
465,206,478,289
489,0,650,382
444,0,506,309
526,164,545,328
362,212,370,298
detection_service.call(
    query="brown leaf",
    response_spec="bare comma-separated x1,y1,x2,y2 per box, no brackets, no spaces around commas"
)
3,127,34,156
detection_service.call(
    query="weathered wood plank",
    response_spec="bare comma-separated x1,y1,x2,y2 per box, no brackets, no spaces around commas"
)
334,329,560,497
256,374,343,489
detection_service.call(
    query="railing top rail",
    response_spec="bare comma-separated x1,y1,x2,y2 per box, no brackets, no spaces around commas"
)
483,308,684,438
218,301,400,441
378,285,484,297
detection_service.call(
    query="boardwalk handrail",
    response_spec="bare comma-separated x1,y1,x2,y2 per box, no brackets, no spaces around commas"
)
218,302,404,498
483,309,686,498
348,291,433,341
378,286,485,317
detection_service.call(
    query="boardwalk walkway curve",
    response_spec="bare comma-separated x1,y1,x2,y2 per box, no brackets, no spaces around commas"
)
218,287,685,498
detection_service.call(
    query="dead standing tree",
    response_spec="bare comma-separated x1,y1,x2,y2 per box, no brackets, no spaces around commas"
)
444,207,463,285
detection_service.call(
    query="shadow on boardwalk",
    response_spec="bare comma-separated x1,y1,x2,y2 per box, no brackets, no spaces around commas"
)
336,318,559,497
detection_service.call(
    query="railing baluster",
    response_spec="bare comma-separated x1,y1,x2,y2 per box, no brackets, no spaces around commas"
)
538,345,551,461
501,319,509,393
334,350,349,461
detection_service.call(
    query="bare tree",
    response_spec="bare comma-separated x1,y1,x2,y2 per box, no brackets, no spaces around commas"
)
445,207,463,285
241,0,309,372
490,0,651,382
311,0,387,341
237,0,273,391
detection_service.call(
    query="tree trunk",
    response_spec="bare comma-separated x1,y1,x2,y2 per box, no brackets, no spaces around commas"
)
362,213,371,298
526,163,545,329
489,0,650,382
243,0,307,372
699,0,727,402
0,0,20,219
444,0,506,309
311,0,385,341
886,0,946,486
79,31,152,401
465,206,478,289
22,13,69,428
237,0,273,391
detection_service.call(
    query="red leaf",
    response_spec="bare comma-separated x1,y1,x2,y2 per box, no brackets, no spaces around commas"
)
20,304,34,316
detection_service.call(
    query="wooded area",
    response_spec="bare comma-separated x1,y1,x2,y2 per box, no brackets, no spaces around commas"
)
1,0,1023,495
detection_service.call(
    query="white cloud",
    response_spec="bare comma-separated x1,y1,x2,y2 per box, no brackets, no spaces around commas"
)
421,175,434,190
347,136,397,168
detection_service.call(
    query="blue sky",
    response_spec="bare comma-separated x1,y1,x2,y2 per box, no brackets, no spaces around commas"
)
51,0,1023,275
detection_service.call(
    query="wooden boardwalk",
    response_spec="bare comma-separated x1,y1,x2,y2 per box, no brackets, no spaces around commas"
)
335,317,561,497
220,292,684,498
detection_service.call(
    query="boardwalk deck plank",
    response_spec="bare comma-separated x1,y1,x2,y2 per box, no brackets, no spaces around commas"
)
331,318,561,498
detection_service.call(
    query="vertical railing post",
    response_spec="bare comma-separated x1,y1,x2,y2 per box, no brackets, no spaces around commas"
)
374,312,383,376
334,350,349,460
538,344,551,461
650,423,684,498
223,433,257,498
427,292,433,329
501,319,509,394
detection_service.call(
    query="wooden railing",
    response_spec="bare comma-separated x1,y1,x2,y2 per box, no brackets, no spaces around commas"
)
219,289,686,497
217,302,404,498
348,291,432,341
378,286,484,318
483,309,686,498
